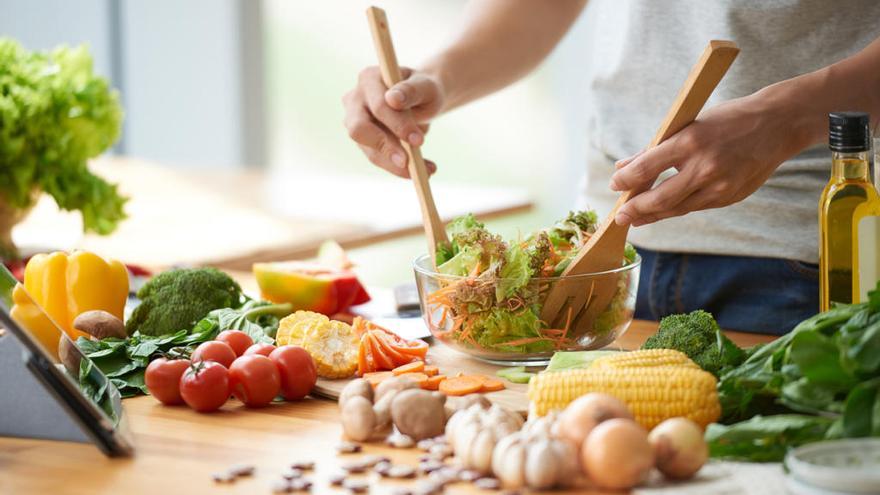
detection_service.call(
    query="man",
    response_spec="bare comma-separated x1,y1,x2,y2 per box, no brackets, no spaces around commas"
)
342,0,880,334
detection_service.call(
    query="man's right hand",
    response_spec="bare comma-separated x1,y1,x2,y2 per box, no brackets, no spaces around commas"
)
342,66,444,178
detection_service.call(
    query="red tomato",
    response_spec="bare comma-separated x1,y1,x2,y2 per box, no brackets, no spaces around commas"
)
192,341,236,368
179,361,229,412
244,343,276,357
269,346,317,400
216,330,254,357
229,355,281,407
145,358,191,405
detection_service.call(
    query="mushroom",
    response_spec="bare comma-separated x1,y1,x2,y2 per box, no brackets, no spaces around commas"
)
375,376,417,402
338,378,373,410
390,389,447,441
340,395,375,442
73,310,126,339
58,335,82,375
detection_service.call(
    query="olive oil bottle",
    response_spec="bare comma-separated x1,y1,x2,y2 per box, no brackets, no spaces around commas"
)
819,112,879,311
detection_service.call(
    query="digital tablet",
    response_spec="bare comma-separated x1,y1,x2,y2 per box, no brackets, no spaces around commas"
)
0,264,134,457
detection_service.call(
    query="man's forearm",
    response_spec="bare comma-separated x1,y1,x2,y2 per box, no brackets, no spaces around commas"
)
764,36,880,152
420,0,587,113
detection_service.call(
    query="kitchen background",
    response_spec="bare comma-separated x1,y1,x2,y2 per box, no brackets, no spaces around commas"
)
1,0,607,284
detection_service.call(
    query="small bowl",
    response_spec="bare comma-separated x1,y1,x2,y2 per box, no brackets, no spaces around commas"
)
413,253,640,365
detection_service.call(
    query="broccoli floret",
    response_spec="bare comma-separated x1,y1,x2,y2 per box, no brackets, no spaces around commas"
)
126,267,243,336
642,310,746,376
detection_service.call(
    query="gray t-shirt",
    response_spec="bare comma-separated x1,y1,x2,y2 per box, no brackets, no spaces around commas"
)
576,0,880,263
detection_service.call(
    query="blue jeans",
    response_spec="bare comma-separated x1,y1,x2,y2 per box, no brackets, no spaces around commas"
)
634,247,819,336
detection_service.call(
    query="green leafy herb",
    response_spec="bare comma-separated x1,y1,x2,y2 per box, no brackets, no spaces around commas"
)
706,415,834,462
0,38,125,256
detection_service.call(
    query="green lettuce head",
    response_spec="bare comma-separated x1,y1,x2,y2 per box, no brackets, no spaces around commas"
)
0,38,126,255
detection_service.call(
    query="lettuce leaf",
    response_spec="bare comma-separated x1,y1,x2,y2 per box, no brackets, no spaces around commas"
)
496,243,531,301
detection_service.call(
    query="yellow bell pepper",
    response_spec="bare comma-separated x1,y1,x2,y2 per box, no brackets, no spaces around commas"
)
23,251,129,340
10,283,62,359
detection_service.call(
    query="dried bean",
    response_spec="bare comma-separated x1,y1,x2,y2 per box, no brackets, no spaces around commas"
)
387,465,416,479
418,460,445,474
290,478,312,492
413,480,443,495
416,439,435,451
390,488,413,495
290,460,315,470
336,441,362,454
386,432,415,449
211,471,236,483
342,478,369,493
474,477,501,490
373,461,392,476
428,444,452,458
282,468,303,480
271,479,292,493
328,472,347,486
228,463,255,477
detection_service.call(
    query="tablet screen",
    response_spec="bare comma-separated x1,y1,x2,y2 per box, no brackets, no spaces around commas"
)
0,264,133,455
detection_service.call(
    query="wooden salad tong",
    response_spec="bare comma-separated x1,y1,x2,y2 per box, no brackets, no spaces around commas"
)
366,6,449,266
540,40,740,338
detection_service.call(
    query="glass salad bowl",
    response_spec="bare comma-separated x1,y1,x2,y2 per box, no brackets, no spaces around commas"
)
413,253,640,365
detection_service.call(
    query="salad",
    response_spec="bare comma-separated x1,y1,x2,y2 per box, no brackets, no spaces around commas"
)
424,211,638,356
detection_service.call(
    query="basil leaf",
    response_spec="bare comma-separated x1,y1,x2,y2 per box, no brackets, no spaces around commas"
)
843,378,880,437
789,330,855,389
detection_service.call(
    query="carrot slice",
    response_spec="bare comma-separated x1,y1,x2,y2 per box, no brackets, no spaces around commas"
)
423,374,447,391
393,361,425,375
438,376,483,396
423,365,439,377
397,372,429,387
374,331,412,366
478,377,506,392
357,338,369,376
363,371,394,387
368,333,395,370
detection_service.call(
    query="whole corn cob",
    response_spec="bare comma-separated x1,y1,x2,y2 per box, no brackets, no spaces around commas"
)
592,349,699,369
527,364,720,429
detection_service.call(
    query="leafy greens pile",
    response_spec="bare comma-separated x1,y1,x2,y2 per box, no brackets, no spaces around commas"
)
78,267,292,397
706,284,880,461
428,211,637,354
0,38,125,251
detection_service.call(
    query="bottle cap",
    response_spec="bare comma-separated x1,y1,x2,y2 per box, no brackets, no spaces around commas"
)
829,112,870,152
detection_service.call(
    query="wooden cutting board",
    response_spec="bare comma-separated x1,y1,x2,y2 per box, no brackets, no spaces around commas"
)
313,343,534,415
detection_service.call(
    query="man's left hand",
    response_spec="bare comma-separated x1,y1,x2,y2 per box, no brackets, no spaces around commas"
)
609,92,809,227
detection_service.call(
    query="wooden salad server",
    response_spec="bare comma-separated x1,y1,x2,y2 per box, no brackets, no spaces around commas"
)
366,6,449,267
540,40,739,338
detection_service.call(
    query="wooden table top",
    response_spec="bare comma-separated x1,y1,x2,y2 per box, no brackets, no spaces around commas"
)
0,320,775,495
11,157,532,270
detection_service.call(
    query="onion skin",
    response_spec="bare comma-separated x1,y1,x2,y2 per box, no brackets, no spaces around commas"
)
555,393,632,448
581,418,654,490
648,418,708,480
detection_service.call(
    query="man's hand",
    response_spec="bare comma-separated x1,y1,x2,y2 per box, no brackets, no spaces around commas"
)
342,67,444,178
609,92,810,227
